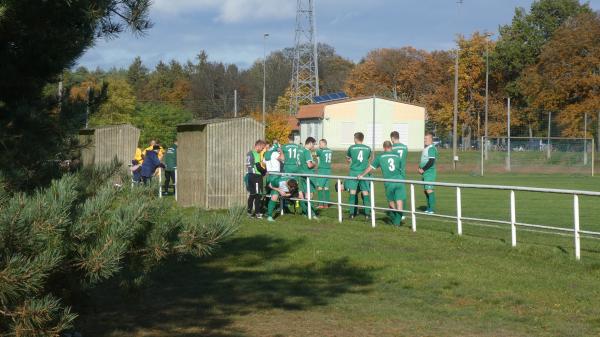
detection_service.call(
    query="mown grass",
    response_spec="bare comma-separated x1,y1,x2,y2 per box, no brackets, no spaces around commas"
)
78,162,600,336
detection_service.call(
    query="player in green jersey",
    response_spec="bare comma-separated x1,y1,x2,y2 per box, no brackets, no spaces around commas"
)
265,176,298,222
345,132,372,220
297,137,318,218
281,134,301,177
418,132,438,213
390,131,408,216
358,141,405,225
315,139,333,208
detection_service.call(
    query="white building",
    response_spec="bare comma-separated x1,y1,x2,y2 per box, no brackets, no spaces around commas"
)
296,96,426,151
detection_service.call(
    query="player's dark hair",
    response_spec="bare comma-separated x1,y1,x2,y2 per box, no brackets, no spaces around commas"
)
390,131,399,140
305,137,316,145
287,179,298,192
255,139,266,146
425,132,434,137
383,140,393,149
354,132,364,142
320,139,327,145
288,133,295,141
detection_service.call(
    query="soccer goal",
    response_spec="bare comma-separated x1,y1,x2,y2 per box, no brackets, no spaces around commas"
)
481,137,595,176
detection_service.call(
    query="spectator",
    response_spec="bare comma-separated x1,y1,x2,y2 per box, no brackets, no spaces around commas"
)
163,140,177,195
130,159,142,183
143,140,165,160
246,140,267,218
141,145,164,184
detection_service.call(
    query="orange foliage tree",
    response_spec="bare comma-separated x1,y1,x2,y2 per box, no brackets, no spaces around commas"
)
250,111,292,144
520,12,600,137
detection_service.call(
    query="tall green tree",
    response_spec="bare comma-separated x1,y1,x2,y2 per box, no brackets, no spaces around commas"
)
493,0,591,96
0,0,152,190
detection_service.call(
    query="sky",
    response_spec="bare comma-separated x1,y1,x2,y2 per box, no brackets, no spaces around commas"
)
77,0,600,70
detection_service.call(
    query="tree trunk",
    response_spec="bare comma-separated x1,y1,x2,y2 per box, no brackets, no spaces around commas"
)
528,123,533,138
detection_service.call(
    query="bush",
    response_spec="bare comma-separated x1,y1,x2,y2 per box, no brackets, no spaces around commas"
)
0,162,241,336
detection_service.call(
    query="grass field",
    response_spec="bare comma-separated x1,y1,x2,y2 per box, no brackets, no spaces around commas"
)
77,151,600,336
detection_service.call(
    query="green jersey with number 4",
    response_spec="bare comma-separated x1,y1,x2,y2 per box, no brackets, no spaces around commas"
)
316,148,333,170
392,143,408,178
371,152,403,180
346,144,372,175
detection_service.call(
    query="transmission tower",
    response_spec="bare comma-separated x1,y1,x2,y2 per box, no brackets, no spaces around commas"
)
289,0,319,114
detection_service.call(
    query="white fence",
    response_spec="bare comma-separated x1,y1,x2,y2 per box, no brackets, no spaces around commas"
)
271,172,600,261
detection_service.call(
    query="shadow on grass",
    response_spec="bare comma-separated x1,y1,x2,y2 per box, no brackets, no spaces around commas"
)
78,234,375,337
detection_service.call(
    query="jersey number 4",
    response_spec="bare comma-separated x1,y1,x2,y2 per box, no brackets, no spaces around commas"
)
357,150,364,162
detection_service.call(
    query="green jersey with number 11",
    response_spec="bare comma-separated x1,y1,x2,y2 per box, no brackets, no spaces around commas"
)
282,143,300,170
346,144,372,174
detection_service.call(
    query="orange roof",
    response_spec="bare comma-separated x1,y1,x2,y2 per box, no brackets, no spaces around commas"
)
287,115,300,131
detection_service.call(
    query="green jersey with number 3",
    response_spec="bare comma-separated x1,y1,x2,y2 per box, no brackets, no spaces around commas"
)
371,151,403,180
392,142,408,178
316,148,333,170
346,144,372,175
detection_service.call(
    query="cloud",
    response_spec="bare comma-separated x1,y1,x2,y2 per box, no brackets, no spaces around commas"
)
152,0,295,23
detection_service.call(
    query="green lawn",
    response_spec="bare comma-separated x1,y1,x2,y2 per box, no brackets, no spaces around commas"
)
78,169,600,337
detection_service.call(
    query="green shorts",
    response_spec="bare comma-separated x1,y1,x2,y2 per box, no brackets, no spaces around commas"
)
385,182,406,202
315,169,331,188
345,173,371,193
266,175,278,187
283,166,298,179
422,172,436,190
298,177,317,194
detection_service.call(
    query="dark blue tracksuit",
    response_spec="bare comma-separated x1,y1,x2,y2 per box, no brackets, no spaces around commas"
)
141,150,162,184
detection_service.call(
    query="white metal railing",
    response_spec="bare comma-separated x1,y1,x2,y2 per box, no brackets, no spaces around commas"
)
270,172,600,261
157,167,177,200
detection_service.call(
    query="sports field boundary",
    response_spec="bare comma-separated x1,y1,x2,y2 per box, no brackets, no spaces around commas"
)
271,172,600,261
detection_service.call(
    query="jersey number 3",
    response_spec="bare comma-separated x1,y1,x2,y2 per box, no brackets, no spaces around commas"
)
387,158,396,171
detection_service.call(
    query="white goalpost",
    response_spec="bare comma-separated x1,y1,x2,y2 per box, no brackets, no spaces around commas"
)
481,137,595,176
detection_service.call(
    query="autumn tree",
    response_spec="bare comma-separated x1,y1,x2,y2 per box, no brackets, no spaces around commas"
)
492,0,591,136
519,12,600,139
89,77,137,126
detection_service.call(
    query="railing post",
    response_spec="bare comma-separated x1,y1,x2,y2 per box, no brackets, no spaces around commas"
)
456,187,463,236
337,179,342,223
370,181,376,228
158,168,162,198
510,190,516,247
410,184,416,232
480,136,484,176
174,167,178,201
574,194,581,260
307,177,312,220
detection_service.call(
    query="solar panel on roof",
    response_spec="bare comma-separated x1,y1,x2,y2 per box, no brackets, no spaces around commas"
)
312,92,348,104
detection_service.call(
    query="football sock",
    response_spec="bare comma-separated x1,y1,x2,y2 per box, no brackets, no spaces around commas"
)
348,194,357,216
363,195,371,215
429,192,436,212
267,200,277,217
324,188,330,204
424,191,430,210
